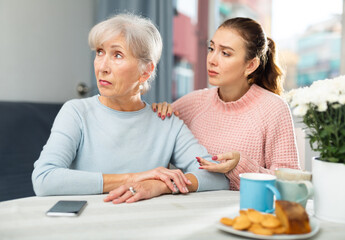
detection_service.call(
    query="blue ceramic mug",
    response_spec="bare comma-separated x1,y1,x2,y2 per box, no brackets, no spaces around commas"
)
240,173,281,213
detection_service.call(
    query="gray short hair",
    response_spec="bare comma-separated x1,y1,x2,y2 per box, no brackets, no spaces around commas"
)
88,13,163,94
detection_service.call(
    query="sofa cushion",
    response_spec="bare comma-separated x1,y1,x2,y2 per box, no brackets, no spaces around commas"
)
0,101,62,201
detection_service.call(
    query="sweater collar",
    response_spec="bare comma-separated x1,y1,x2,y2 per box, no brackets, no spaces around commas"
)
211,84,263,114
95,95,149,116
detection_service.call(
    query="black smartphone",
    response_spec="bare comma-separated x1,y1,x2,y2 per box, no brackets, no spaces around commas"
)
46,200,87,217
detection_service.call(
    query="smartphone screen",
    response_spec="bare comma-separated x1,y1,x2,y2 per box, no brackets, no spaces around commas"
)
46,200,87,217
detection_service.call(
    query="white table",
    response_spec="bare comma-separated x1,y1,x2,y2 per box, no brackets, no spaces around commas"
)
0,191,344,240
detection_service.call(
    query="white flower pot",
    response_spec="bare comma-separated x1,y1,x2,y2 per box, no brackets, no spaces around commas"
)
312,157,345,223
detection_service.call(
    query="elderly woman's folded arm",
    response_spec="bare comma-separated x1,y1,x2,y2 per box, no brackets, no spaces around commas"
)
32,102,192,196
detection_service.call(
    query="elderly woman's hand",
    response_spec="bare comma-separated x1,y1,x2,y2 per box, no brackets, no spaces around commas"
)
197,152,240,174
151,102,179,120
104,180,170,204
133,167,191,193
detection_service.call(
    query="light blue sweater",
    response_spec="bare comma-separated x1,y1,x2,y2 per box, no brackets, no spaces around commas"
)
32,96,229,196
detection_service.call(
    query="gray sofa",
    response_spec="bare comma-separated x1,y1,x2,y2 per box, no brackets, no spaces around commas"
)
0,101,62,201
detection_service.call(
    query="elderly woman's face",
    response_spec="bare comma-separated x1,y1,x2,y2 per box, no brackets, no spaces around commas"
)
94,34,141,98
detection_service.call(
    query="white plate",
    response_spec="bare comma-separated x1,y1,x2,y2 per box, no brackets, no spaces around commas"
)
216,215,320,240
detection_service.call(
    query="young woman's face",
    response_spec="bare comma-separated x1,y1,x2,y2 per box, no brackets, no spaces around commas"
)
94,34,142,99
207,28,249,87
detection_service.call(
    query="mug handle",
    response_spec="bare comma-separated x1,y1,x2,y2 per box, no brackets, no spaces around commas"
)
265,184,281,213
296,181,314,204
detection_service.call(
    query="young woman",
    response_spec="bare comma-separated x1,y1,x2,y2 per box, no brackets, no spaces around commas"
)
153,17,300,190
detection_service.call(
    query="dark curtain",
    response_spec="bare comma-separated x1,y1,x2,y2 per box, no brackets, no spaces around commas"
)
91,0,174,103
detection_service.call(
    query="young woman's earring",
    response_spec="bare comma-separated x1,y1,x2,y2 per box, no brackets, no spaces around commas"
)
139,83,144,92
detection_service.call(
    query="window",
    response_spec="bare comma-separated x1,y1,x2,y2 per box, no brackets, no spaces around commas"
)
272,0,342,89
172,0,343,98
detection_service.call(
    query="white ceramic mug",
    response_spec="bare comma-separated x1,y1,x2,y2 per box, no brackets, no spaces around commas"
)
275,168,313,208
276,179,313,208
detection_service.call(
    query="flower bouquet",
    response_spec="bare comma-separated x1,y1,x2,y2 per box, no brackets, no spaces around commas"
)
285,76,345,223
285,76,345,164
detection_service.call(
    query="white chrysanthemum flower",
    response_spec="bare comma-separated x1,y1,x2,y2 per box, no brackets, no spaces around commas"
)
326,94,339,104
293,104,308,117
287,75,345,116
317,102,327,112
332,103,341,109
339,95,345,104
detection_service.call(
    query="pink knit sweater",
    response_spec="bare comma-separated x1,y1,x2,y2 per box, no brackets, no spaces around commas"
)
172,84,300,190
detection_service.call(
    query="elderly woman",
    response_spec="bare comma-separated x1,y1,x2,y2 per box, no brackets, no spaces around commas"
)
32,13,229,204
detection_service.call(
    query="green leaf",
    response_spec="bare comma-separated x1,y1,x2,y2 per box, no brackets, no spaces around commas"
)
341,129,345,136
329,147,338,154
328,157,340,163
320,129,328,138
323,127,331,134
339,146,345,154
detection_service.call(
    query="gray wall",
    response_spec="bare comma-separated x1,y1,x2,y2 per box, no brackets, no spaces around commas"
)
0,0,174,104
0,0,95,103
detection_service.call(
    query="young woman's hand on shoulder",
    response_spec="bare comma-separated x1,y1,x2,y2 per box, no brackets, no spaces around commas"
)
152,102,179,120
197,152,240,174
